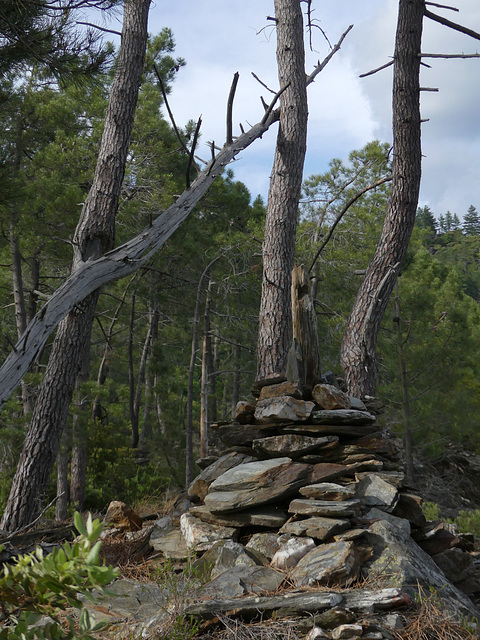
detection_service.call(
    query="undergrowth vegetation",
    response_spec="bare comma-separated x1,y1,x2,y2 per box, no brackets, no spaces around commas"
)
0,513,118,640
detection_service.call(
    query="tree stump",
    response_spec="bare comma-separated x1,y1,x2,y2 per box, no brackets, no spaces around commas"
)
288,265,321,389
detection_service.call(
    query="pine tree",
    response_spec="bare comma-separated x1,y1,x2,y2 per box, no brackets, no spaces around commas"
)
416,206,437,234
463,205,480,236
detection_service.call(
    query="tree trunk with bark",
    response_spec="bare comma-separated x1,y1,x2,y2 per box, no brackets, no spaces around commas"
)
256,0,308,383
200,279,212,459
340,0,424,398
0,0,151,532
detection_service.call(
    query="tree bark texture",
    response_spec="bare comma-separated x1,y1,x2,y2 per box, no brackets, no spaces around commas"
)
0,0,151,532
291,264,321,389
340,0,424,398
70,326,92,511
256,0,308,382
200,280,212,459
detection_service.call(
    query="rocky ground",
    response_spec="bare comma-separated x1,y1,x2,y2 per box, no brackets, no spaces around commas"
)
2,382,480,640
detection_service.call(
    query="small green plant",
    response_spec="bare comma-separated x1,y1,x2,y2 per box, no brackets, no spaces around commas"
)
152,554,204,640
421,501,440,521
0,512,119,640
448,509,480,538
422,501,480,538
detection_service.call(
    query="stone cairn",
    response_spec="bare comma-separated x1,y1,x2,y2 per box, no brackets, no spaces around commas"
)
147,380,480,638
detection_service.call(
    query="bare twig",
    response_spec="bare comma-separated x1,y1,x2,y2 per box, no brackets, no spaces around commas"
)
75,21,122,36
251,72,276,94
425,1,459,11
307,24,353,85
6,492,66,537
226,72,239,145
421,52,480,58
360,59,394,78
186,116,202,189
153,64,190,156
308,175,392,273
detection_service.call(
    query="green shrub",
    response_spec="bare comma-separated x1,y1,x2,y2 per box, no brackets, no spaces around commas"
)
0,512,118,639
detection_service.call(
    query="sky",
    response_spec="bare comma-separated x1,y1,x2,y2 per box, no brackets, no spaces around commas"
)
103,1,480,219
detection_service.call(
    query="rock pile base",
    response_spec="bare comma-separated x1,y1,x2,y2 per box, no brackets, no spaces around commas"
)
147,382,479,637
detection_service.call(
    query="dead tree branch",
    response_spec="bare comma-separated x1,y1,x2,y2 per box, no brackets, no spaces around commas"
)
226,72,239,144
186,116,202,189
425,2,459,11
307,25,353,85
425,9,480,41
308,175,392,273
153,64,191,157
421,52,480,58
360,59,394,78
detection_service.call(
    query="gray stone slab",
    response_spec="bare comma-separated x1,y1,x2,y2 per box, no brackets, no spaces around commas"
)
205,458,311,513
279,516,350,541
289,498,361,518
290,541,361,587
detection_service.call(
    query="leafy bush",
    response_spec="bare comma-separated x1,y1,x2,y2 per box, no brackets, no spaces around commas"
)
0,512,118,639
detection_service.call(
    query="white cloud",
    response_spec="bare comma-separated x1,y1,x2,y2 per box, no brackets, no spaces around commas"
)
144,0,480,213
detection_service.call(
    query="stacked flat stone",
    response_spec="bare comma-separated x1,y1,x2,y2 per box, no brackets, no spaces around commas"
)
148,382,480,632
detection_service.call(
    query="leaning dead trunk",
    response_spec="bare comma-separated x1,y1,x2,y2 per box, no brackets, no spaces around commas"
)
340,0,423,398
0,0,151,532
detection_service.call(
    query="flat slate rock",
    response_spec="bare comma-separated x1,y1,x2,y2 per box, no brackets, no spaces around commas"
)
258,380,303,400
188,451,256,501
255,397,315,422
211,423,277,447
78,578,167,624
184,588,409,620
280,423,378,437
189,504,288,528
309,462,351,483
310,409,376,425
312,384,351,410
364,520,480,619
205,457,311,514
270,536,316,570
200,564,285,598
252,434,338,459
289,498,361,518
355,473,399,511
290,540,361,587
279,516,350,541
299,482,356,501
180,513,237,551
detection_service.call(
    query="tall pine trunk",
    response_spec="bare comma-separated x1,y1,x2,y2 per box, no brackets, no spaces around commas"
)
1,0,151,532
256,0,308,382
340,0,423,398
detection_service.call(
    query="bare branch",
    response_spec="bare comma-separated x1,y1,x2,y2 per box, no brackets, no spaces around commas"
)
308,175,392,273
186,116,202,189
425,2,459,11
75,21,122,36
425,9,480,41
420,87,439,91
360,59,394,79
421,52,480,59
153,64,190,156
260,83,289,125
307,25,353,85
226,72,239,145
251,72,276,94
